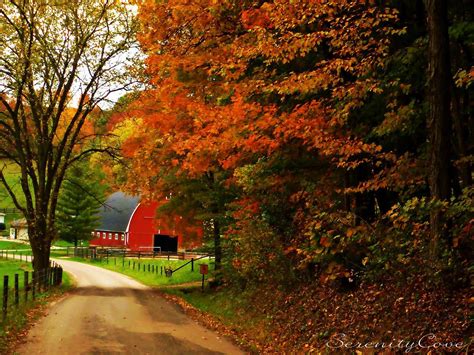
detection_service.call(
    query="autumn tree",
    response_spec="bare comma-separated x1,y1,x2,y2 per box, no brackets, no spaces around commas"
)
0,0,138,271
115,0,472,286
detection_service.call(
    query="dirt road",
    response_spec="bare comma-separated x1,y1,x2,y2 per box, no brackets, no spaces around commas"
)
16,259,243,355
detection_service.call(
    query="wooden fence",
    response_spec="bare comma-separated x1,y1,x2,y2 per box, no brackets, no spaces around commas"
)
96,253,213,277
0,254,63,323
64,246,210,261
0,208,21,214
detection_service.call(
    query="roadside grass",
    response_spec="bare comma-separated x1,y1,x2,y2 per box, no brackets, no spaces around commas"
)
0,259,72,354
163,287,242,324
64,256,214,286
160,286,267,352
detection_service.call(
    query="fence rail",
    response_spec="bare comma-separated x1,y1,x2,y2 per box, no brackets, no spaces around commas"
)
64,246,211,261
0,208,21,214
0,253,63,324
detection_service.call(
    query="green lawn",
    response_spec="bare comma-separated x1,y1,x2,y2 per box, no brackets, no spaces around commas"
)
0,259,33,290
65,256,214,286
0,240,31,250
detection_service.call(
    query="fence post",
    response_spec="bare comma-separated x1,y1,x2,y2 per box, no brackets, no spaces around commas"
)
191,258,194,272
24,271,29,303
148,264,150,272
3,275,8,321
161,266,163,275
14,274,19,307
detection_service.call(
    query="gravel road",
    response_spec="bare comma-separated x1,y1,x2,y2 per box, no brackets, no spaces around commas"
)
16,259,243,355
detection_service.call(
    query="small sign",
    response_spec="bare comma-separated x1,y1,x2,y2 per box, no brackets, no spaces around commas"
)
199,264,208,275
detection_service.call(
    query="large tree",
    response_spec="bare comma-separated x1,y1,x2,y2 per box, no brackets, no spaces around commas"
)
0,0,138,271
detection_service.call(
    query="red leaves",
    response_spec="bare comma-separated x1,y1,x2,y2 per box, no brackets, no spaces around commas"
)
241,7,272,30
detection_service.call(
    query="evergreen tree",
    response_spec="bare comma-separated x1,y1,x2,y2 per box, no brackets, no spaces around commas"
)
56,163,107,247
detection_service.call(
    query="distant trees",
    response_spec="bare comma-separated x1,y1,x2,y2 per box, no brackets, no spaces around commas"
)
0,0,138,271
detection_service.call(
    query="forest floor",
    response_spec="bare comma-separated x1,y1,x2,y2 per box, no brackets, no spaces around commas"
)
161,274,472,354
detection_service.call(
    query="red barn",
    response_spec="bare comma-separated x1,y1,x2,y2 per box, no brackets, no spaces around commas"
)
90,192,202,251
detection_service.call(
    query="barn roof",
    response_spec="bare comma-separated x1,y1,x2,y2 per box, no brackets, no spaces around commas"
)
96,192,139,232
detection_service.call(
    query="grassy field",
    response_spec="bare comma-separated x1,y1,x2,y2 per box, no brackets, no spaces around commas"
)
0,258,33,290
0,241,31,250
65,256,214,286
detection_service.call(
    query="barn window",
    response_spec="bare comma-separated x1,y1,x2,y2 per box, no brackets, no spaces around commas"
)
103,232,106,239
115,233,118,240
91,232,94,237
108,233,112,239
121,234,125,241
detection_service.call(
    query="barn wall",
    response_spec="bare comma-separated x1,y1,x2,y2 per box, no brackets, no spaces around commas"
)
127,202,181,251
90,231,126,247
91,199,204,251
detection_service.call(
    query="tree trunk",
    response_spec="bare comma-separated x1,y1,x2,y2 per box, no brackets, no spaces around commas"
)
425,0,452,258
213,219,222,270
29,223,52,289
452,85,472,189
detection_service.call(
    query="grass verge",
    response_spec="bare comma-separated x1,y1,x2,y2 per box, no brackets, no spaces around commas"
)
61,256,214,286
159,286,265,353
0,262,72,354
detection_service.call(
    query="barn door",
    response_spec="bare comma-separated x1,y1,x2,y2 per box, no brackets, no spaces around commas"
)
153,234,178,252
